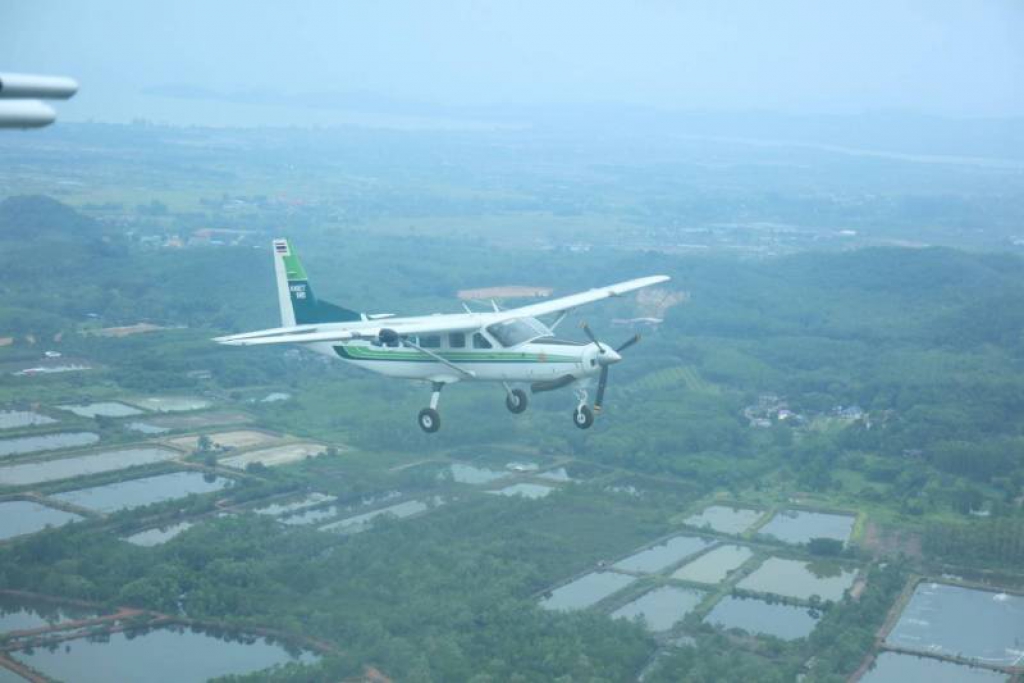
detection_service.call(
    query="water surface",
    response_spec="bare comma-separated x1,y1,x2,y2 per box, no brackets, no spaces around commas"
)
125,421,171,435
885,582,1024,666
0,594,97,633
51,472,231,513
320,498,439,533
737,557,856,601
13,626,317,683
0,447,180,486
0,410,57,429
58,402,142,418
859,652,1007,683
611,586,706,632
489,483,555,499
614,535,713,574
684,505,763,535
672,544,753,584
0,432,99,458
704,596,818,640
758,510,854,545
124,521,195,546
0,501,82,541
445,463,506,485
540,571,636,612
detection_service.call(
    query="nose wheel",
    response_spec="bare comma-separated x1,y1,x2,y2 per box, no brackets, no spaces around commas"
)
572,388,594,429
418,382,444,433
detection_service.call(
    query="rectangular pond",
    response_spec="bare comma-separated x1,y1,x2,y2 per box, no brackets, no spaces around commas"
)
0,593,98,634
611,586,706,632
12,625,317,683
319,498,441,534
536,463,601,483
254,493,336,517
124,521,195,547
57,402,143,418
0,431,99,458
737,557,857,602
672,544,753,584
445,463,507,485
683,505,763,535
885,582,1024,667
704,595,819,640
128,397,210,412
50,471,231,513
859,652,1008,683
0,410,57,430
125,421,171,435
613,535,713,574
758,509,855,545
0,447,181,486
488,483,555,499
0,501,82,541
540,571,636,612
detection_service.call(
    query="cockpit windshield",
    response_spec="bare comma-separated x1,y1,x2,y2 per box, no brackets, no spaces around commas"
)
486,317,552,347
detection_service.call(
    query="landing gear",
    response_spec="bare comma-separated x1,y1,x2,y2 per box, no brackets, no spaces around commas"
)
573,388,594,429
418,408,441,433
573,405,594,429
418,382,444,433
504,384,528,414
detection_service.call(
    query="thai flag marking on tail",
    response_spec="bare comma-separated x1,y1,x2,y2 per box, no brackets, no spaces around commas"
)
274,240,289,255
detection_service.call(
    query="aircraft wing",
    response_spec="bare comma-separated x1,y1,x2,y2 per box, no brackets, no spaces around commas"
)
495,275,671,321
214,318,482,346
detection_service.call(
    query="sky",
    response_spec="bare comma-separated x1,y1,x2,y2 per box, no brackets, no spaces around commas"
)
1,0,1022,124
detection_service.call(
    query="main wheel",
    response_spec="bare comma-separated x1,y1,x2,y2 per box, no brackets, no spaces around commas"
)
505,388,528,414
573,405,594,429
418,408,441,433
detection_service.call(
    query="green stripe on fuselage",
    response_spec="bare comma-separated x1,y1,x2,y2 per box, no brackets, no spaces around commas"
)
334,345,577,364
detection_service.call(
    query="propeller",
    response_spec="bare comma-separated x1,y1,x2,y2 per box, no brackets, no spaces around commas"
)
580,322,643,412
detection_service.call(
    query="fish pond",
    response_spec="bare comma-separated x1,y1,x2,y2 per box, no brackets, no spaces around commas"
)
0,410,56,430
129,397,210,412
0,501,82,541
0,447,180,487
124,521,195,547
758,509,855,545
0,593,98,634
614,535,713,574
57,402,143,418
683,505,763,535
536,463,601,483
254,493,336,517
489,483,555,499
859,652,1008,683
0,431,99,458
885,582,1024,667
704,595,819,640
125,421,171,435
445,463,507,485
672,544,753,584
540,571,636,612
611,586,706,632
738,557,857,601
50,471,231,513
320,498,440,534
12,626,318,683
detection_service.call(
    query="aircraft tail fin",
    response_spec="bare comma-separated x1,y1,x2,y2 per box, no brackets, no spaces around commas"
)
272,238,363,326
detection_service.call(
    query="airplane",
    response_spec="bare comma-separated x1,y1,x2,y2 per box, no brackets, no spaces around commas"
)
215,239,670,433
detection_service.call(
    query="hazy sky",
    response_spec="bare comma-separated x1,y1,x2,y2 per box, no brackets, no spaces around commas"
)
2,0,1022,123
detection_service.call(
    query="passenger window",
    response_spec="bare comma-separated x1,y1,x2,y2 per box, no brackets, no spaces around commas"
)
449,332,466,348
472,333,493,349
420,335,441,349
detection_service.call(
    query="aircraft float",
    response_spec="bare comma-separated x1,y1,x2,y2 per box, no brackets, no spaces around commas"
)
216,239,670,433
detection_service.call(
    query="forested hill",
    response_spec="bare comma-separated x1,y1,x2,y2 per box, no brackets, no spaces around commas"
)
0,195,104,241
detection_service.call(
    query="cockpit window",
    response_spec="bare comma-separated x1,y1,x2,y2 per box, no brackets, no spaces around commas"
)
486,317,552,347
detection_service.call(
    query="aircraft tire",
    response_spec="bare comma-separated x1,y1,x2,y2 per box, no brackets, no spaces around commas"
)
573,405,594,429
506,388,528,414
418,408,441,433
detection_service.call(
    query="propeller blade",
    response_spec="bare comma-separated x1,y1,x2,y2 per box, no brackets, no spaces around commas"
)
594,365,609,411
580,322,605,353
616,334,641,353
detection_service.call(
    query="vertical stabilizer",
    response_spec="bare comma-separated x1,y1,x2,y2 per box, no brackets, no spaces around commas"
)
272,238,363,326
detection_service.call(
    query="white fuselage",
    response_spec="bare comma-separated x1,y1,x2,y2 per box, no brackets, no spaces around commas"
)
305,334,601,386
